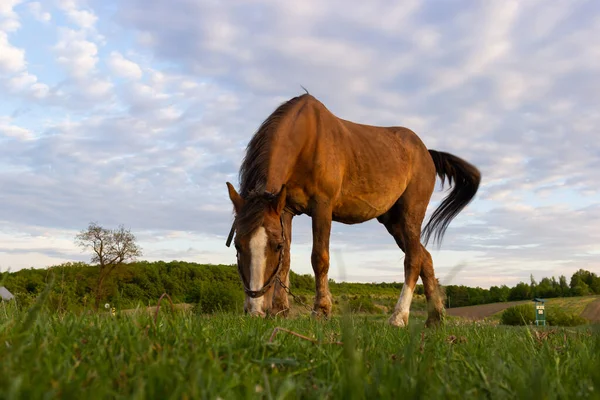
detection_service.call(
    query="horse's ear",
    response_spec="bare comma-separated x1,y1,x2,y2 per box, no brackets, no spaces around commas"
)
275,185,287,214
226,182,244,214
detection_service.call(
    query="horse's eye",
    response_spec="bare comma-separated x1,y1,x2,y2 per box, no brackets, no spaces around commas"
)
276,243,283,251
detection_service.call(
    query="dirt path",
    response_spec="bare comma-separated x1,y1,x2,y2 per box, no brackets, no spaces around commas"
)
445,300,530,320
581,298,600,322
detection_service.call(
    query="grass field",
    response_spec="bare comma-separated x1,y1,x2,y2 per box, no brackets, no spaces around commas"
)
1,295,599,399
445,295,600,322
544,296,600,318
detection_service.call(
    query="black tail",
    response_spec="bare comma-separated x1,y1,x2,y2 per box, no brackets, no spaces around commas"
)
421,150,481,248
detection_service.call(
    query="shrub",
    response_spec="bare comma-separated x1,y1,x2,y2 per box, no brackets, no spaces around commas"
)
547,309,588,327
501,304,535,325
346,296,381,314
192,282,244,314
380,296,397,311
501,304,589,327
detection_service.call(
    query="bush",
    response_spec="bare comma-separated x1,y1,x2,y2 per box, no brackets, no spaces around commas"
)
547,309,588,327
192,282,244,314
501,304,589,327
501,304,535,325
346,296,381,314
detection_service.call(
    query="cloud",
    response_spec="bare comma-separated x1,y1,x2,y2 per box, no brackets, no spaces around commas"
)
0,116,34,140
26,2,51,22
46,14,117,107
0,0,598,289
107,51,143,80
53,28,99,79
0,32,25,73
57,0,97,29
0,0,22,32
6,71,50,98
0,73,249,237
7,70,36,89
0,2,52,101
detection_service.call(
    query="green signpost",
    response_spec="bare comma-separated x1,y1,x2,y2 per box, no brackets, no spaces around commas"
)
533,298,546,326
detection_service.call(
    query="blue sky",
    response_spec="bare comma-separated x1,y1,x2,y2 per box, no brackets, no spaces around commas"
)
0,0,599,288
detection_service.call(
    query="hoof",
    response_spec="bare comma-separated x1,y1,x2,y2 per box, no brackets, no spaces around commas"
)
425,316,444,328
311,307,331,320
388,314,408,327
425,308,445,328
313,296,332,319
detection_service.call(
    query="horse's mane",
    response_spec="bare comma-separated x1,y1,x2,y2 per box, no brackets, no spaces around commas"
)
238,94,307,198
234,93,308,237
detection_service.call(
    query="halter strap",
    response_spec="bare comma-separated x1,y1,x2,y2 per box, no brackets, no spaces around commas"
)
225,205,296,248
236,212,287,298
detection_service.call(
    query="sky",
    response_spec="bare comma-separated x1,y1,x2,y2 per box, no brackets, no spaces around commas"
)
0,0,599,289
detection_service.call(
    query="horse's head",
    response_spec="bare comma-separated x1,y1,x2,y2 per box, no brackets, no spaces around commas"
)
226,182,287,317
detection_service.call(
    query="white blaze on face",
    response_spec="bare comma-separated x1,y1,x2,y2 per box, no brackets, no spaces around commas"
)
247,226,268,314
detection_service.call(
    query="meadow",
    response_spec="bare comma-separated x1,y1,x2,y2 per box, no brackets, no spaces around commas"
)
1,290,599,400
2,263,599,399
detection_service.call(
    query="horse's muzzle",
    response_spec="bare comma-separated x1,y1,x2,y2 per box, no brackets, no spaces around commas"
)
244,305,266,318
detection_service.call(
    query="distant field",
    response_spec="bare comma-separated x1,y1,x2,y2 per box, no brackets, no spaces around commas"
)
582,298,600,322
545,296,600,319
446,295,600,321
445,300,530,320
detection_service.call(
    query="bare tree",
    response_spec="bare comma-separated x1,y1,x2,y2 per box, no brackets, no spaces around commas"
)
75,222,142,310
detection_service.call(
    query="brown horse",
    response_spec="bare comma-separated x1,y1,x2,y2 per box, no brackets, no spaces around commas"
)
225,93,481,327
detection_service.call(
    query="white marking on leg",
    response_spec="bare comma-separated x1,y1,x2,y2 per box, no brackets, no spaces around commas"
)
389,283,414,327
247,226,267,315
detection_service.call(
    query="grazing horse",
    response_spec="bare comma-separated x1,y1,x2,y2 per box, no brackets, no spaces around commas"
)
225,93,480,327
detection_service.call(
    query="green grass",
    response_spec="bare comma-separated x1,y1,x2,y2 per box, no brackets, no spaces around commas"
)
1,299,599,400
485,295,600,321
544,295,600,315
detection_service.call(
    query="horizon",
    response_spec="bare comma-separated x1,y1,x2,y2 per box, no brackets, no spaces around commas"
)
1,258,595,292
1,1,599,289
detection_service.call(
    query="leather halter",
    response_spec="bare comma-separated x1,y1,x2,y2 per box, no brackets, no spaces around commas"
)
237,215,285,298
227,206,295,299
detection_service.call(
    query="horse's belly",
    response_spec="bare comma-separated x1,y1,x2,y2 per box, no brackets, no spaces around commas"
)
332,192,400,224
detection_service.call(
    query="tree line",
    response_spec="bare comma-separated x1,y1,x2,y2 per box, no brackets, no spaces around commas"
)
444,269,600,308
1,259,598,312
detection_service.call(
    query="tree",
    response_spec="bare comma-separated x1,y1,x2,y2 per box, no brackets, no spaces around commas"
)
509,282,530,301
558,275,569,296
569,269,592,296
591,274,600,294
537,277,556,298
445,285,470,308
489,285,510,303
530,274,537,297
75,222,142,310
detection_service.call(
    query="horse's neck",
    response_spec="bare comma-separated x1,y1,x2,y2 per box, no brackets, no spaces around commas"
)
264,126,303,194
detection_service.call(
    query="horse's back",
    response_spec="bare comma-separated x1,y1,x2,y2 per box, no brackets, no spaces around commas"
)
302,101,435,222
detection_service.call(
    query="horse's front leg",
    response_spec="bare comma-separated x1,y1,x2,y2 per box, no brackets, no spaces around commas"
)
271,212,293,317
310,202,333,317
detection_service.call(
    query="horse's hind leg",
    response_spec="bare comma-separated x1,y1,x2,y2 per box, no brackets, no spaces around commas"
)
419,247,445,327
379,180,445,327
378,208,420,327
